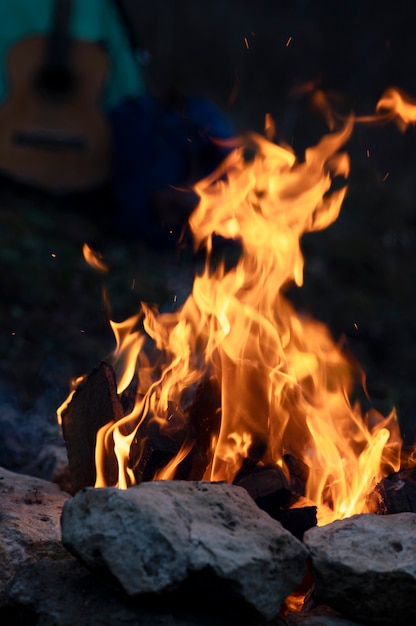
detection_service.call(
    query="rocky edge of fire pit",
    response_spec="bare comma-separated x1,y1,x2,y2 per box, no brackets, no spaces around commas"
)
60,480,309,622
3,466,416,626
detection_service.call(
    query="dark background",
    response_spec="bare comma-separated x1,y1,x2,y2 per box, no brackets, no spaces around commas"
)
2,0,416,474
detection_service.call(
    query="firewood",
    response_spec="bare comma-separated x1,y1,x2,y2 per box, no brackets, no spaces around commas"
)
130,376,222,483
61,362,124,493
233,464,292,508
271,496,318,540
367,467,416,514
129,411,184,484
175,375,221,480
233,464,317,539
283,453,310,496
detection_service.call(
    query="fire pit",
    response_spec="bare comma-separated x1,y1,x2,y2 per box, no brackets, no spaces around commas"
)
4,87,416,626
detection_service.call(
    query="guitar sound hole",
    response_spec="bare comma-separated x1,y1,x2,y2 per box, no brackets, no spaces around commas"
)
34,67,76,102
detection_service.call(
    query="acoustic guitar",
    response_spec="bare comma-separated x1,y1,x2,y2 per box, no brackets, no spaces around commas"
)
0,0,112,193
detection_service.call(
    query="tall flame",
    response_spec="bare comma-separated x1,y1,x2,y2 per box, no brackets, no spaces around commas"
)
65,88,416,525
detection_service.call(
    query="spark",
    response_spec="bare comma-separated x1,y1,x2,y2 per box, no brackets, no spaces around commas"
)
51,252,57,258
353,323,359,330
244,37,250,50
285,36,292,47
131,278,136,290
382,171,390,182
366,149,370,158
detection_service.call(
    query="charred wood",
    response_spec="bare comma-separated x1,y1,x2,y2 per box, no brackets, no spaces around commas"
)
129,410,184,484
61,362,123,493
130,376,222,483
233,464,317,539
367,467,416,514
271,496,318,541
283,453,310,497
175,375,221,480
233,464,292,507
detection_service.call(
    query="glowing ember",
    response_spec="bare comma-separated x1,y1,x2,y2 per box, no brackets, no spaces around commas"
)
61,88,416,526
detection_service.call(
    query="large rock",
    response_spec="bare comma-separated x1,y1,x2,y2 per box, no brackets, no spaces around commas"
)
0,466,71,606
61,480,309,621
303,512,416,625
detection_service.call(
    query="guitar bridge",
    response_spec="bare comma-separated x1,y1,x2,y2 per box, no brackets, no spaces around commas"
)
13,129,86,151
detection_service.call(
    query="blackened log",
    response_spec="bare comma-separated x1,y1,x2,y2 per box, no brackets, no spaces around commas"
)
367,467,416,514
233,465,317,539
283,453,310,497
130,411,184,484
271,496,317,540
175,375,221,480
130,376,221,483
61,362,124,493
237,439,268,475
233,464,292,508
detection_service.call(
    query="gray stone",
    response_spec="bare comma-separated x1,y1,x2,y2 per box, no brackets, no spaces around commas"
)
303,512,416,625
61,480,309,621
0,466,71,606
21,443,72,494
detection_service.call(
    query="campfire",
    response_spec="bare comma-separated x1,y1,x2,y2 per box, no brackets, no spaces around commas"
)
58,87,416,531
3,86,416,626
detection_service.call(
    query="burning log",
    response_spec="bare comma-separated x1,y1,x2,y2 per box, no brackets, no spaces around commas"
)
283,453,310,497
60,362,123,493
367,466,416,515
128,375,222,483
233,464,317,539
271,498,318,541
233,464,292,507
61,360,222,490
174,375,222,480
128,405,187,484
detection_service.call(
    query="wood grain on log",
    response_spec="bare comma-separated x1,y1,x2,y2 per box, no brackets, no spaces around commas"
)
61,362,124,493
367,467,416,514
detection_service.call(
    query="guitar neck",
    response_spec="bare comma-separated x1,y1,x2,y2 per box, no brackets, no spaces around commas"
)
44,0,73,70
35,0,75,99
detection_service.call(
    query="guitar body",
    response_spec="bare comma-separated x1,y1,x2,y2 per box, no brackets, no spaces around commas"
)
0,34,112,193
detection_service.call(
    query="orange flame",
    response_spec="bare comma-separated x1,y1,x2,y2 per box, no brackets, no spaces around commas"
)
376,86,416,131
82,242,109,274
80,115,406,525
61,88,416,525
